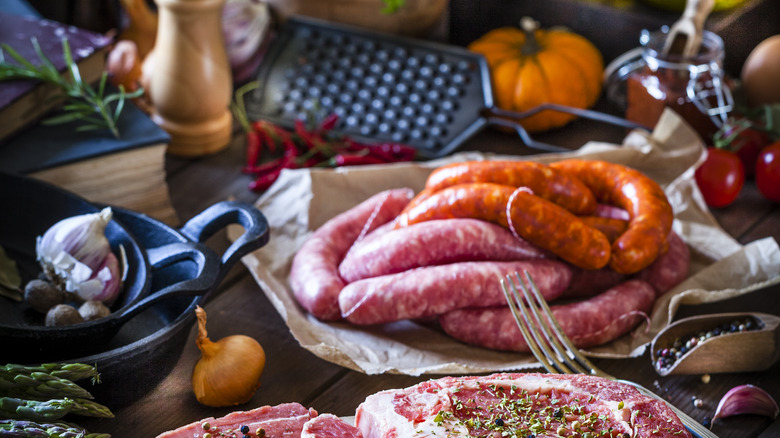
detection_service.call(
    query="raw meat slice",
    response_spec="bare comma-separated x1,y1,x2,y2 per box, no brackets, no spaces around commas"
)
156,402,318,438
302,414,362,438
356,373,691,438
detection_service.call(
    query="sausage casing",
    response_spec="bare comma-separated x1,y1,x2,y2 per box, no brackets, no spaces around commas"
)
289,188,414,320
424,160,597,215
397,182,610,270
550,159,674,274
439,279,655,352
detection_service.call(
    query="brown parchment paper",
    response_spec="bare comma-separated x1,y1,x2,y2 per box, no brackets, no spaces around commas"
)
236,109,780,376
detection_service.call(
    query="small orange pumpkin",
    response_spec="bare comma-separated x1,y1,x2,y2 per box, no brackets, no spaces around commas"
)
469,17,604,133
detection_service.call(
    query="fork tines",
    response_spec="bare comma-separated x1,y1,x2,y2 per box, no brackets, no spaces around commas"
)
501,270,606,377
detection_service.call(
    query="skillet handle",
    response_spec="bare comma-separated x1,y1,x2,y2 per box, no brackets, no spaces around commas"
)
178,200,270,274
116,242,221,320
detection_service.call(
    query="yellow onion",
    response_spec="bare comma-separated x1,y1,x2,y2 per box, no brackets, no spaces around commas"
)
191,305,266,407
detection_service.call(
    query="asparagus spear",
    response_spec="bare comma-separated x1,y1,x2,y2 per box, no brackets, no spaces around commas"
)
0,364,100,384
0,372,94,400
0,397,73,421
66,399,114,418
0,419,110,438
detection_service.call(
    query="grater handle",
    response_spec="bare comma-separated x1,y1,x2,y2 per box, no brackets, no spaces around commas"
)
485,104,651,152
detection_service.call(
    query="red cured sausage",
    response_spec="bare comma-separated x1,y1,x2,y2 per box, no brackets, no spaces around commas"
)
550,159,674,274
439,279,655,352
397,183,611,270
423,160,597,215
339,259,572,325
635,231,690,295
339,218,551,282
289,188,414,320
578,216,628,243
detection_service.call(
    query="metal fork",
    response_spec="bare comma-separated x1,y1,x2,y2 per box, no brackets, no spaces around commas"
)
501,271,719,438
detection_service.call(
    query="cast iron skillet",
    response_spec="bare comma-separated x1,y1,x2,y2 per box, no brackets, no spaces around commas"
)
0,172,269,363
70,206,255,408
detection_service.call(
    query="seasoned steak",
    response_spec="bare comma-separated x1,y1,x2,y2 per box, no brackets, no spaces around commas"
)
356,373,691,438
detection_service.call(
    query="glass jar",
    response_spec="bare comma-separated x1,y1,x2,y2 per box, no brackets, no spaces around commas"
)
605,27,733,143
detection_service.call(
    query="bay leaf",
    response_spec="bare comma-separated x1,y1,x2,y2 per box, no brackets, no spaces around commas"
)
0,244,22,300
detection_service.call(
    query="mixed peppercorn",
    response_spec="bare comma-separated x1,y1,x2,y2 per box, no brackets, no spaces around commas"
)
654,317,762,372
200,421,264,438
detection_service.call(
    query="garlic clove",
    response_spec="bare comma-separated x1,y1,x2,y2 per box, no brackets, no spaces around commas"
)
36,207,123,304
713,384,779,421
75,252,123,305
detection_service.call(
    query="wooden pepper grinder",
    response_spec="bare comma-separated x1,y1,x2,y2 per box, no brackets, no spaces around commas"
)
142,0,232,156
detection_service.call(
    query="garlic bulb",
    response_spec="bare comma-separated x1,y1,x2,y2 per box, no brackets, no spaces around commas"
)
36,208,123,305
713,384,779,421
192,306,266,407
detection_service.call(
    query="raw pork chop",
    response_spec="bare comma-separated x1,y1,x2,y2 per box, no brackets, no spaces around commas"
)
356,373,691,438
156,402,317,438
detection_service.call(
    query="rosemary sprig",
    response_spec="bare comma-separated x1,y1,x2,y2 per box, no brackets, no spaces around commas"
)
0,37,144,138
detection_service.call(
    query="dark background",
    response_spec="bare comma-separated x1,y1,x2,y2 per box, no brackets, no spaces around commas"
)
22,0,780,79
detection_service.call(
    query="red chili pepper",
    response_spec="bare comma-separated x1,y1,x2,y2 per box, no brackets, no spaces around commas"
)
248,155,299,191
244,156,283,175
375,143,417,161
318,113,340,132
253,120,279,153
249,167,283,191
242,130,262,174
330,154,386,167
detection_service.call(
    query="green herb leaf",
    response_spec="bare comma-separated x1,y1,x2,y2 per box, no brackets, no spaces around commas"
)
0,37,145,138
0,244,22,301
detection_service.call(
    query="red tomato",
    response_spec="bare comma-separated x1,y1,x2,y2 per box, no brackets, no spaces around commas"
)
755,141,780,202
715,122,770,176
694,147,745,208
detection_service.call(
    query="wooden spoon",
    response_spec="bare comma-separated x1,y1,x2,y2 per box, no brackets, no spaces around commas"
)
651,312,780,376
662,0,715,58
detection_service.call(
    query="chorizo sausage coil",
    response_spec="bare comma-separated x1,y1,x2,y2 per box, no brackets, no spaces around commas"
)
423,160,598,215
550,159,674,274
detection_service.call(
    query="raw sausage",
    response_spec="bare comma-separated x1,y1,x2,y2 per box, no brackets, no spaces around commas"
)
635,231,690,295
439,279,655,352
550,159,674,274
423,160,597,215
339,259,572,325
289,188,414,320
562,266,627,299
339,218,551,282
396,183,611,270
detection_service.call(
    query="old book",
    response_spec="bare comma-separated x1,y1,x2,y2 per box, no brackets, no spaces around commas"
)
0,100,179,226
0,11,113,141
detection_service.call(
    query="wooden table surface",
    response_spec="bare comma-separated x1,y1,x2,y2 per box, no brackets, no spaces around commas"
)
71,110,780,438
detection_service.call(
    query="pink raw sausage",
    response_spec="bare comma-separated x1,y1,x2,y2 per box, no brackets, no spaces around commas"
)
439,279,655,352
289,188,414,320
339,259,572,325
635,231,690,295
339,218,551,282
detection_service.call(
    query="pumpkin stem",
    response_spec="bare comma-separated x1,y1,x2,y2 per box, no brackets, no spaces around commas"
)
519,16,543,56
